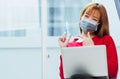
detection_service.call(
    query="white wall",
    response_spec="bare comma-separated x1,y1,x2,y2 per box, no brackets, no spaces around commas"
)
46,48,60,79
0,48,42,79
0,47,61,79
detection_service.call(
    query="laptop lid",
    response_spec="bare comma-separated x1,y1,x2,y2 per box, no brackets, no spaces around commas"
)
61,45,108,78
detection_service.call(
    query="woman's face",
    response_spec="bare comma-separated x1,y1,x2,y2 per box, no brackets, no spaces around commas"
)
83,9,100,24
80,8,101,33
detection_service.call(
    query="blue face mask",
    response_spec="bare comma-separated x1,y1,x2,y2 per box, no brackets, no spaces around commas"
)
80,17,98,32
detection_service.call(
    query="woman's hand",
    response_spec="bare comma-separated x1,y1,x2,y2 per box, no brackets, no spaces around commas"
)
79,32,94,46
58,32,71,47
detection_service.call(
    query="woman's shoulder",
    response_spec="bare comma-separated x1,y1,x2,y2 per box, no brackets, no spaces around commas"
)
93,35,113,40
103,35,113,40
102,35,115,44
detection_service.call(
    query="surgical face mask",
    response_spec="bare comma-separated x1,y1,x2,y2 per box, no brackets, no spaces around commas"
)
80,17,99,32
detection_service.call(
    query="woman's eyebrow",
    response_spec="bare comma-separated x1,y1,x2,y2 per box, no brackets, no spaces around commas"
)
86,12,90,15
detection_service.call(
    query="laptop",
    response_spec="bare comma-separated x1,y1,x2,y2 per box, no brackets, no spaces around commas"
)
61,45,108,79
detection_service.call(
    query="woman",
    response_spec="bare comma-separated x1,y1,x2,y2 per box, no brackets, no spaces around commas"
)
58,2,118,79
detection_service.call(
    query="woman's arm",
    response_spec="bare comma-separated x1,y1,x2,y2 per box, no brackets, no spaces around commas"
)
104,35,118,77
59,56,64,79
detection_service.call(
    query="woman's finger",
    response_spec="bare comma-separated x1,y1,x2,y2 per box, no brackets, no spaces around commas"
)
87,32,91,38
78,35,84,39
63,32,66,37
65,34,72,44
63,32,66,42
81,30,84,36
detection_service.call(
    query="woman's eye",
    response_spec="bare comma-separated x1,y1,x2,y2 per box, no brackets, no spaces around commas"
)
93,19,98,22
85,15,89,18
